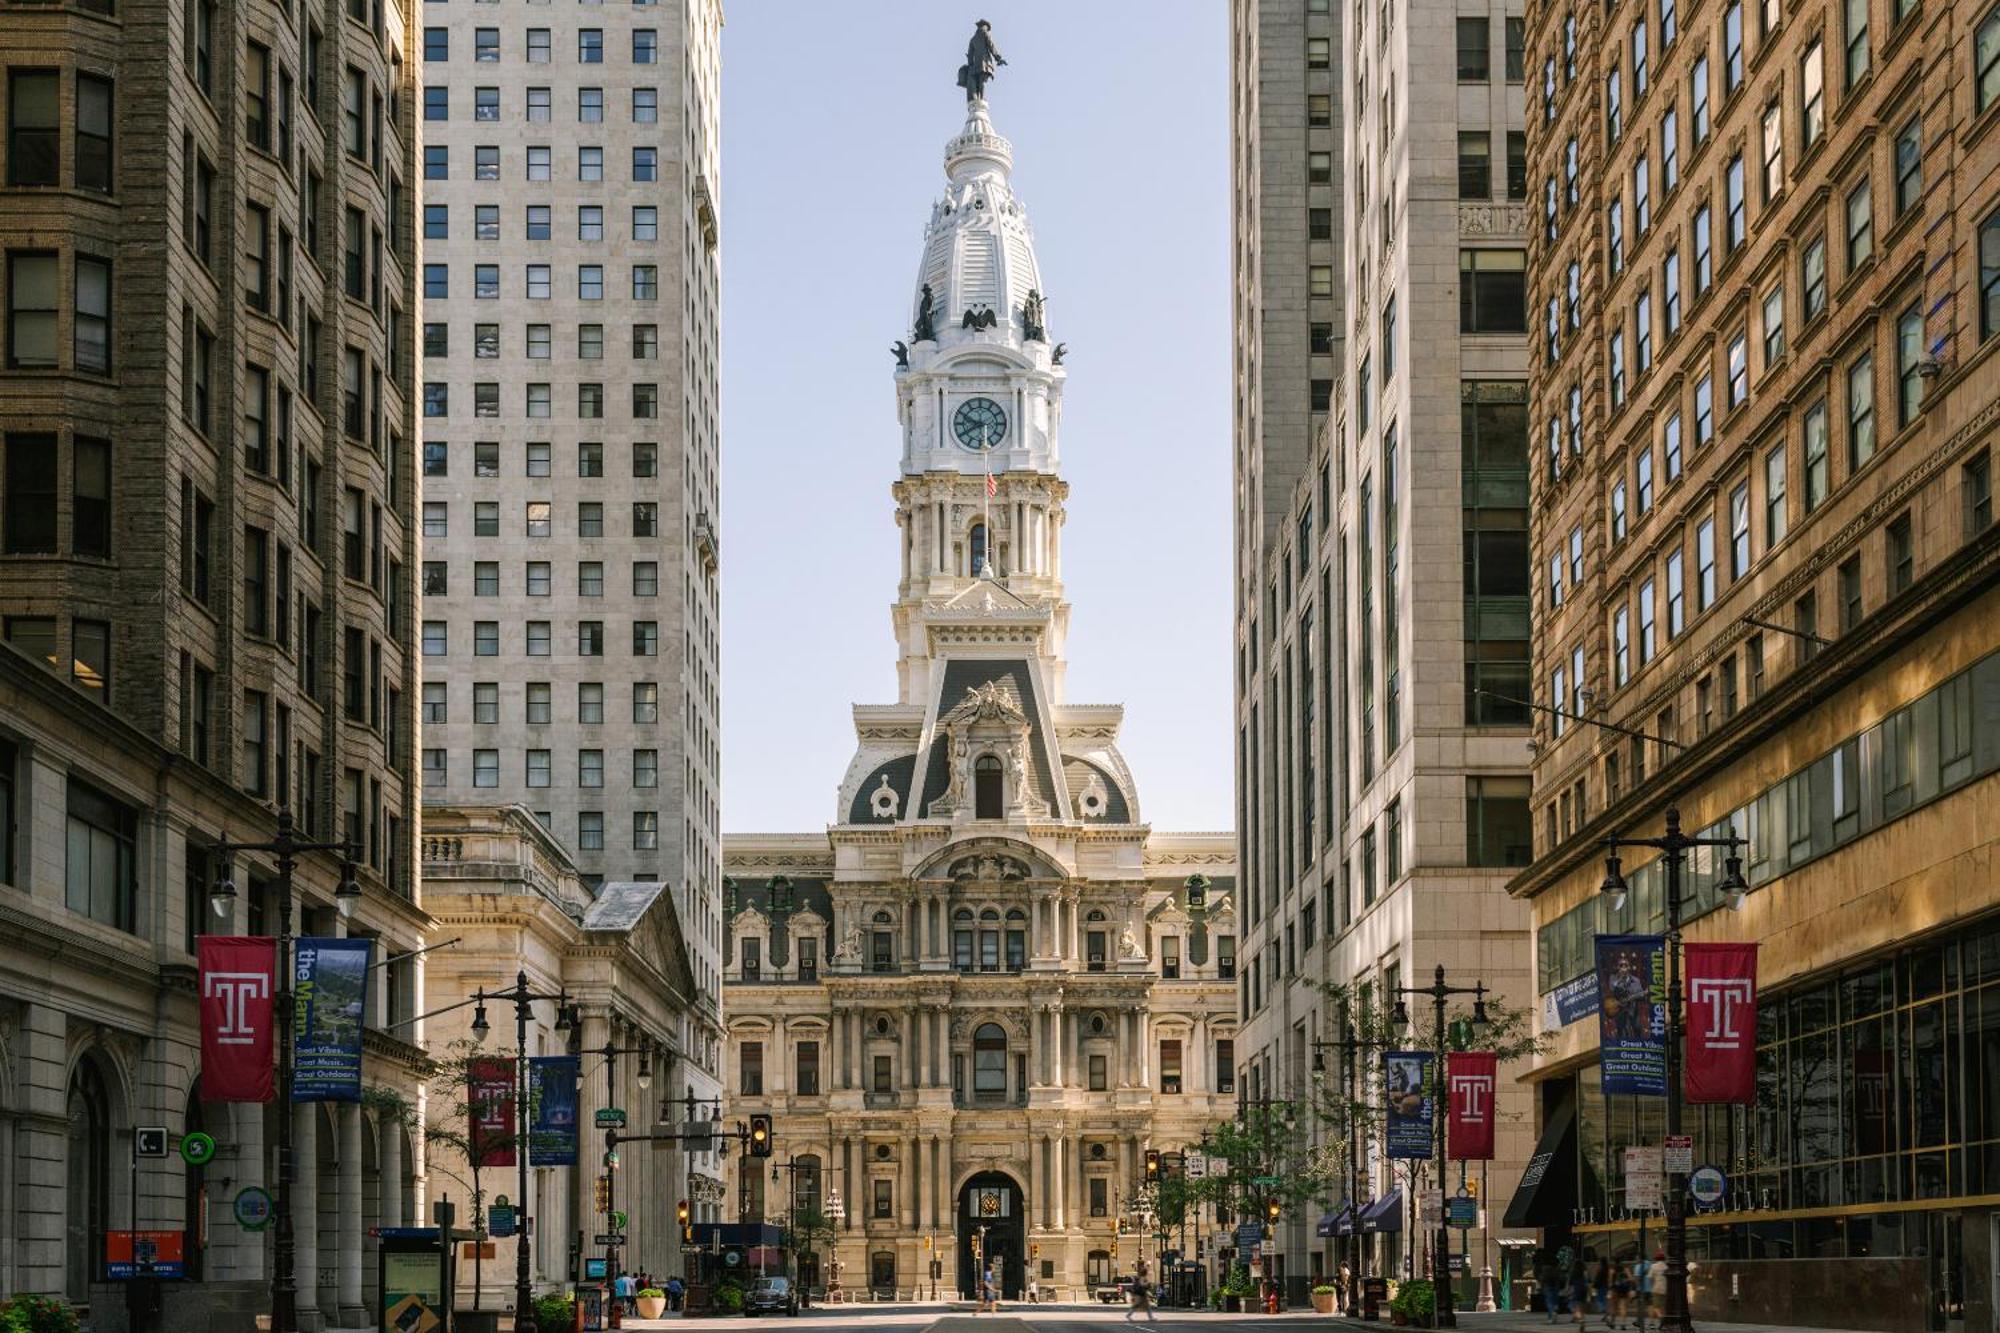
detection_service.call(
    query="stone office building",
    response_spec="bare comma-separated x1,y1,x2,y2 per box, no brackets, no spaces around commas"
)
0,0,428,1319
721,64,1239,1303
1513,0,2000,1322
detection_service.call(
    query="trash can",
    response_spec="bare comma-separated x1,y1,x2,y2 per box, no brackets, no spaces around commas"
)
1363,1275,1390,1321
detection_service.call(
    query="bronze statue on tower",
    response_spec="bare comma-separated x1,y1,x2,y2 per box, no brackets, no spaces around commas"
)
956,20,1006,102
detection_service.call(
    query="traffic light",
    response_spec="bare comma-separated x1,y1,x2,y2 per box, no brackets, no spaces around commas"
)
748,1114,773,1157
1266,1198,1281,1223
1144,1149,1161,1180
1031,1243,1040,1259
1110,1239,1119,1259
677,1199,690,1227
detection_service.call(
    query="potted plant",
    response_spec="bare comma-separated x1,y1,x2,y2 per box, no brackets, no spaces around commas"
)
635,1288,666,1320
1390,1278,1436,1328
1312,1282,1339,1314
713,1281,745,1314
1219,1264,1254,1313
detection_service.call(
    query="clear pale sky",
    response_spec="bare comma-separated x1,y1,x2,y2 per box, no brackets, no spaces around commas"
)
719,5,1233,833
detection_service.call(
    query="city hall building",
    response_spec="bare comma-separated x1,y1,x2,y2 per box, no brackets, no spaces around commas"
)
721,67,1239,1302
1512,0,2000,1323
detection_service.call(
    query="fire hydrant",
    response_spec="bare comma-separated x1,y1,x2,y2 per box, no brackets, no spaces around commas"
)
1265,1286,1280,1314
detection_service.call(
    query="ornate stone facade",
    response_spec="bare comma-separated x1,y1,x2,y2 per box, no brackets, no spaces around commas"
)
722,79,1238,1303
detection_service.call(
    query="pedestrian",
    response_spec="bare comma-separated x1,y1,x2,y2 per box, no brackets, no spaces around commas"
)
1635,1250,1662,1331
665,1274,684,1311
1611,1258,1635,1329
1537,1252,1564,1324
613,1269,635,1316
1126,1260,1154,1321
1339,1261,1354,1311
1593,1256,1612,1327
1567,1256,1590,1326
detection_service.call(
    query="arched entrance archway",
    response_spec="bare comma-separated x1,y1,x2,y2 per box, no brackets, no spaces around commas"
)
66,1054,113,1302
957,1170,1025,1300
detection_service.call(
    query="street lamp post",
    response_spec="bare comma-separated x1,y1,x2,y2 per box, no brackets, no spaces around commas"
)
208,808,361,1333
1390,965,1491,1331
470,969,575,1333
1313,1017,1393,1318
584,1039,653,1292
1600,807,1749,1333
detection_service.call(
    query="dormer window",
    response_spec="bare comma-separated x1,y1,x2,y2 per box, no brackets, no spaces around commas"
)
974,754,1003,819
742,937,761,981
1161,936,1181,979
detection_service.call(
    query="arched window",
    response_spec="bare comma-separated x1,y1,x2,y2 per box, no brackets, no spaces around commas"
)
793,1153,823,1216
953,909,976,971
970,522,987,575
978,909,1000,971
66,1056,111,1301
1004,909,1028,971
974,755,1003,819
973,1023,1008,1102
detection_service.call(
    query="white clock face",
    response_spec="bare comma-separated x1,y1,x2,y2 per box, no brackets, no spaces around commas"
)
953,397,1008,450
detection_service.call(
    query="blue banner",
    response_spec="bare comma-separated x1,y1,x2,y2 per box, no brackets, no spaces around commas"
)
1597,933,1668,1095
528,1055,580,1165
1383,1051,1434,1159
293,937,370,1102
1541,971,1602,1029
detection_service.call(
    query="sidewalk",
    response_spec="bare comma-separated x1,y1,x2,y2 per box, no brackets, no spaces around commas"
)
1328,1314,1883,1333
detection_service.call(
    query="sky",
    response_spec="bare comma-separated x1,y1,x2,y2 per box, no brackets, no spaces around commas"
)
719,4,1233,834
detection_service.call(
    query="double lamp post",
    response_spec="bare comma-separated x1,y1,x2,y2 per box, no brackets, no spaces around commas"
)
1390,966,1490,1331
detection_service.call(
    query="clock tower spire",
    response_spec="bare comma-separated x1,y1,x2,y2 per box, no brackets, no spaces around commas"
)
887,65,1069,709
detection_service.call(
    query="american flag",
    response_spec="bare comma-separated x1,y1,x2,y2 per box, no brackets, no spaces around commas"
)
986,470,998,498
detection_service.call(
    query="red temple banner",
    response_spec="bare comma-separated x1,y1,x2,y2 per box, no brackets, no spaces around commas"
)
198,937,276,1102
1684,942,1758,1104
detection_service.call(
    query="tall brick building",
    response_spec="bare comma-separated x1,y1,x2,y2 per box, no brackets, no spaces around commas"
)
0,0,427,1321
1513,0,2000,1319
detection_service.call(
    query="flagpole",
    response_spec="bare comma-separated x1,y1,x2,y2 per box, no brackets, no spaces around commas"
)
982,439,994,577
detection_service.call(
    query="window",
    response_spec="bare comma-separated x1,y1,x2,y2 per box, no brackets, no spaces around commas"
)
1731,481,1753,577
1663,107,1680,192
1634,21,1650,96
1507,132,1528,198
1693,55,1711,141
1667,548,1686,636
1895,120,1922,217
1726,154,1746,251
578,749,603,787
740,1042,763,1093
1840,350,1872,464
633,681,658,722
1728,332,1749,408
1766,442,1789,544
1612,480,1629,541
66,778,136,930
1459,250,1526,332
632,147,656,180
77,75,112,193
1762,101,1784,199
1639,577,1657,662
6,253,57,368
1804,401,1830,510
1697,518,1717,609
1725,0,1745,88
1458,17,1491,79
1983,208,2000,342
1847,178,1874,270
1694,205,1713,294
1665,249,1683,332
1307,36,1330,68
1637,448,1655,514
1897,307,1926,424
1979,4,2000,112
7,72,59,188
1466,776,1532,866
1965,451,1993,535
1309,151,1332,184
1803,41,1826,148
1847,0,1872,84
579,28,603,61
1887,510,1914,593
1839,555,1863,630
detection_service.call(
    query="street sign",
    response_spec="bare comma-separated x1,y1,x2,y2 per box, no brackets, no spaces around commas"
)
595,1108,626,1129
234,1187,274,1231
594,1233,626,1247
135,1126,169,1158
489,1205,517,1238
1186,1153,1207,1179
684,1120,715,1149
1234,1222,1263,1250
1252,1174,1280,1187
1664,1135,1694,1174
180,1132,217,1167
612,1210,628,1230
1417,1191,1444,1229
1447,1197,1477,1229
1624,1147,1664,1211
1688,1164,1728,1210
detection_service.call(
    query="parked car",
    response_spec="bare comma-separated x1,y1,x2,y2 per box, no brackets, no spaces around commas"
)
1095,1278,1135,1304
745,1275,799,1317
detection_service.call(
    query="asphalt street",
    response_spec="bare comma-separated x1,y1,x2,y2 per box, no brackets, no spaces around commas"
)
622,1304,1883,1332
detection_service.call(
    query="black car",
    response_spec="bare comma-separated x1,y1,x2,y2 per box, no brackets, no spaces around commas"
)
744,1275,799,1316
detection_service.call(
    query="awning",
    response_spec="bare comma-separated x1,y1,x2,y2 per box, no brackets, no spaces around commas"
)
1358,1191,1403,1233
688,1222,786,1248
1504,1097,1579,1231
1316,1206,1351,1238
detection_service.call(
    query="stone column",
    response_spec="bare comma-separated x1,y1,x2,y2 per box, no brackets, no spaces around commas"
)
1029,1004,1044,1086
378,1110,404,1228
903,1008,917,1090
15,1004,66,1296
1065,1134,1082,1230
903,1136,919,1229
338,1104,365,1323
293,1102,320,1327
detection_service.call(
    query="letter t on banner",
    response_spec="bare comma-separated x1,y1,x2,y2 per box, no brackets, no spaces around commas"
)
199,937,277,1102
1446,1051,1497,1161
1684,942,1758,1103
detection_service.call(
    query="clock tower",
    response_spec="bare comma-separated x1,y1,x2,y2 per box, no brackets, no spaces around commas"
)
889,89,1071,711
721,29,1239,1304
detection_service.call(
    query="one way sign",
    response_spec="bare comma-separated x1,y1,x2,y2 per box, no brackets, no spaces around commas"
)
135,1127,169,1158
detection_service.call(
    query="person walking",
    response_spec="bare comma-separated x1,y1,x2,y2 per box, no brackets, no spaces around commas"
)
665,1274,683,1312
1126,1260,1154,1322
612,1269,635,1316
1610,1258,1636,1329
1536,1251,1563,1323
1592,1256,1612,1328
1634,1250,1662,1331
1567,1256,1590,1326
